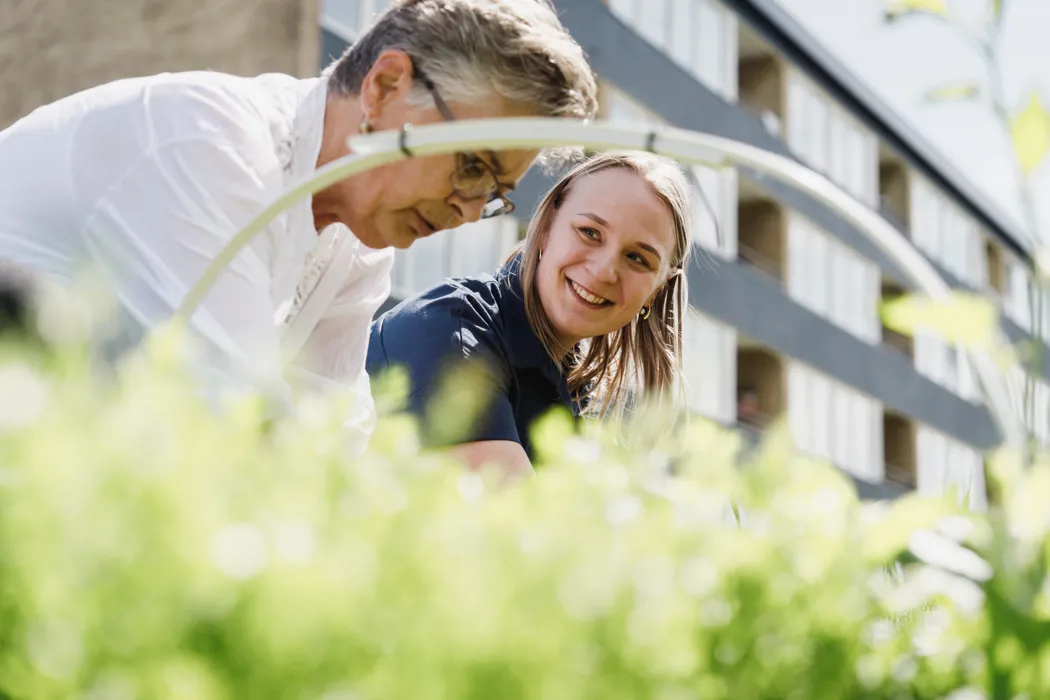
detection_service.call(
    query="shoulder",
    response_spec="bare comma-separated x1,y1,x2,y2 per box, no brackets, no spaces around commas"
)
140,72,303,151
368,274,510,371
65,72,305,167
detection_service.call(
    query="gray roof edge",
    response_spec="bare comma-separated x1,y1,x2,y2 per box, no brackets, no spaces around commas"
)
725,0,1034,261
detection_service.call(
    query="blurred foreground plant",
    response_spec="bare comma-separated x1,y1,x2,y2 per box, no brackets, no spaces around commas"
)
0,329,1048,699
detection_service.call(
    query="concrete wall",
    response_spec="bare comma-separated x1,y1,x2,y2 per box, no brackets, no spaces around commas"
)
0,0,320,128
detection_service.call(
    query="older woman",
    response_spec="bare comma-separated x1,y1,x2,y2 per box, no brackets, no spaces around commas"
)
367,152,694,476
0,0,597,445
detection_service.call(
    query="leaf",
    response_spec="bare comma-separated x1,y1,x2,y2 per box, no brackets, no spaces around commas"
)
880,293,998,348
1011,91,1050,176
993,0,1005,20
923,82,981,103
884,0,948,20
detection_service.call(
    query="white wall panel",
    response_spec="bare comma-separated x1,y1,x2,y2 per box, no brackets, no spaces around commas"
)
682,309,736,423
787,362,883,481
787,216,879,343
668,0,695,69
916,425,987,511
696,0,726,96
610,0,735,98
639,0,668,49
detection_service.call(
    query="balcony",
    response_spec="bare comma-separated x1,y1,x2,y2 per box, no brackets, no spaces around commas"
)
738,54,785,139
738,200,785,281
880,280,913,358
878,160,909,233
736,345,785,434
883,411,917,489
986,239,1006,296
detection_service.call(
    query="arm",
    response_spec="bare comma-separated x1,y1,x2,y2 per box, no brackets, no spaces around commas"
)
366,290,533,478
450,440,534,480
81,135,286,395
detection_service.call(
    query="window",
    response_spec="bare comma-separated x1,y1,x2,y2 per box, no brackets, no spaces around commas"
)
322,0,365,35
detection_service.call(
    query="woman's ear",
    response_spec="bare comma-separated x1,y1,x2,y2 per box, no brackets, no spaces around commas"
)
358,49,416,126
644,281,667,311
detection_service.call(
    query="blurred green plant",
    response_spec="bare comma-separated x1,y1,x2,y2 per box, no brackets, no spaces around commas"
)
0,316,1048,699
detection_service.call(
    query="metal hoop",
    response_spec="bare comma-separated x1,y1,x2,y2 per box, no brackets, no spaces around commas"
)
172,117,1025,458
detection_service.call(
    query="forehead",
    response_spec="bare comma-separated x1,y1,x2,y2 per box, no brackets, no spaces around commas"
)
561,168,676,247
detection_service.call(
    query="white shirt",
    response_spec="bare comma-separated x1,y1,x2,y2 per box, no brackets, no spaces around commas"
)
0,71,394,447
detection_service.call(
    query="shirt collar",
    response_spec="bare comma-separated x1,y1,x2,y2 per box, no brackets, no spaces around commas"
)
288,75,330,183
495,257,581,414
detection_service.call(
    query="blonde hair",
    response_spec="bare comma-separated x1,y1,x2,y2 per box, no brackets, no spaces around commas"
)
511,152,694,419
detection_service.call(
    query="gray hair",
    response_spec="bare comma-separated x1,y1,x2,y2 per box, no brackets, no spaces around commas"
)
324,0,598,125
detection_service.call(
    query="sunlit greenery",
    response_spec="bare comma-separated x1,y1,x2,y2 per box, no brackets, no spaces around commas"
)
0,307,1048,699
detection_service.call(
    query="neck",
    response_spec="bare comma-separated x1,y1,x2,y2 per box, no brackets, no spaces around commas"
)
311,95,362,232
316,94,361,169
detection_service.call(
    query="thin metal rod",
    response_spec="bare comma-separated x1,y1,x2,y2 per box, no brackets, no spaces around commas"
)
173,117,1025,456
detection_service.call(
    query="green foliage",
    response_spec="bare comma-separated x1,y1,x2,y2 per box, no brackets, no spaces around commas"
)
1011,92,1050,177
1,331,1050,698
883,0,948,22
923,82,982,104
880,292,998,348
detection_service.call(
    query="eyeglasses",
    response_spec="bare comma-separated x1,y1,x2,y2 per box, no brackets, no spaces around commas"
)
414,69,516,219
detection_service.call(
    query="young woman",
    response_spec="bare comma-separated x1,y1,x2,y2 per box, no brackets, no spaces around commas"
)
366,152,693,476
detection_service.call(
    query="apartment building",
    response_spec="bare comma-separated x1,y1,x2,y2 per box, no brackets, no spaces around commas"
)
321,0,1047,505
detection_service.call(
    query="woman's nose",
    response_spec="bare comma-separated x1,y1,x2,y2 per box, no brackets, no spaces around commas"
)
589,252,620,284
447,193,486,225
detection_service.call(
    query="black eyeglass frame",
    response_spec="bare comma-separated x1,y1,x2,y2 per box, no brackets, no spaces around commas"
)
413,69,516,219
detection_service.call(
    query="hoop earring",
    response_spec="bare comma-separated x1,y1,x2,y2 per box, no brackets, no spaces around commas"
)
640,306,651,320
359,119,373,134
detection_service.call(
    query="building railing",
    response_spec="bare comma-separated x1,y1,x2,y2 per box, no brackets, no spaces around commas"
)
881,326,913,358
884,461,916,488
737,241,784,281
877,200,909,235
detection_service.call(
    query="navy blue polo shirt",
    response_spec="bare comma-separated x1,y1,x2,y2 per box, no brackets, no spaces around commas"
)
366,258,580,458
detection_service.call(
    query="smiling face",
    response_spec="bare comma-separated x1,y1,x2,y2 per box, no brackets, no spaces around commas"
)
534,167,677,349
313,50,538,250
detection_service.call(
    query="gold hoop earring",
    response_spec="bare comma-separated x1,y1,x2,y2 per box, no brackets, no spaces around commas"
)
640,306,651,320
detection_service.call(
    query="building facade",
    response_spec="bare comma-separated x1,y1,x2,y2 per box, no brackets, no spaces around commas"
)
322,0,1050,506
0,0,319,129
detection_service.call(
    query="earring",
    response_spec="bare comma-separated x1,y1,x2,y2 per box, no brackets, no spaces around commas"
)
359,118,373,134
538,250,543,261
640,306,651,320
